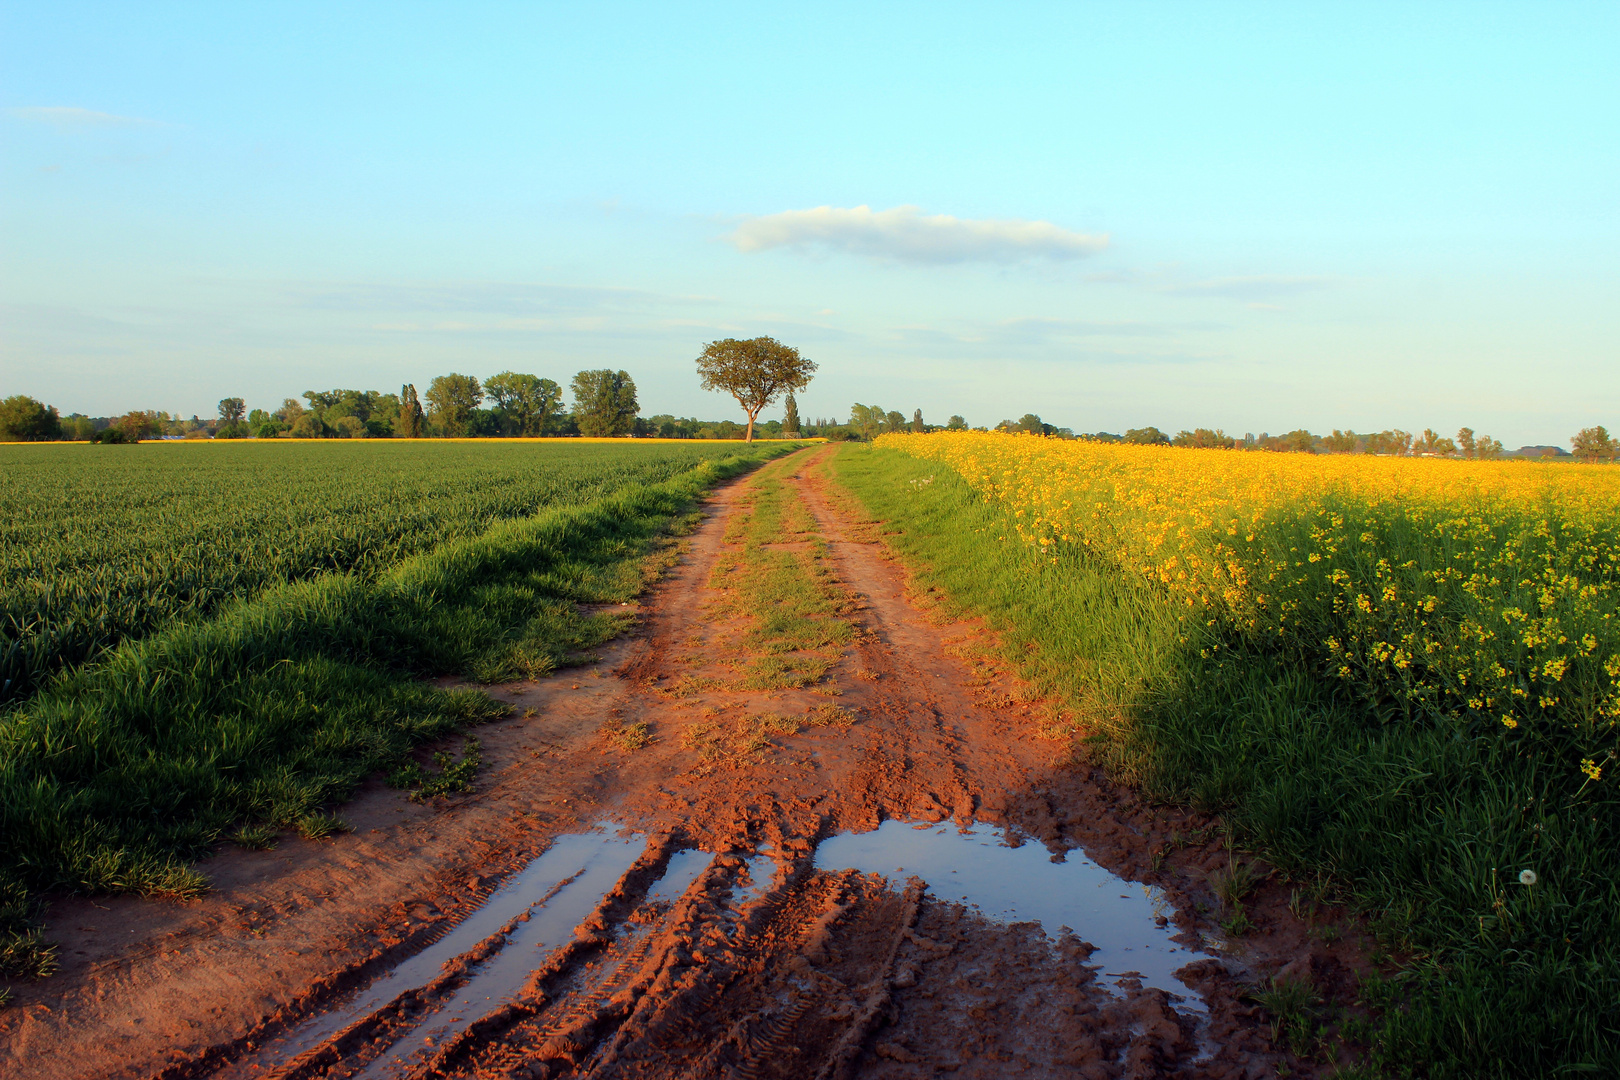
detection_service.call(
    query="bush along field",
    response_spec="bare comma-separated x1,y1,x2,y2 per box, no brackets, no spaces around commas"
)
0,442,796,982
834,433,1620,1079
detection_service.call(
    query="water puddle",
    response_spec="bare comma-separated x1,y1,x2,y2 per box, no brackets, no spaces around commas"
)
815,820,1202,1007
227,825,647,1078
646,847,715,904
731,852,778,907
353,828,650,1078
223,818,1206,1078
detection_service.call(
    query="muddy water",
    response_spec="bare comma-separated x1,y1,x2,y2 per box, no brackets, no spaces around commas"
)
225,826,648,1078
352,828,652,1078
815,819,1205,1008
227,819,1205,1077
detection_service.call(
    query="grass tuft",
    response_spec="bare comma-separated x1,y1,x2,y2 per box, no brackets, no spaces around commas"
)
1252,975,1326,1057
0,927,57,979
294,812,352,841
231,824,279,851
604,720,652,752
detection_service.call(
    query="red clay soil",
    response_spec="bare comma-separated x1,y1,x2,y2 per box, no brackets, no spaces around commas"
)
0,445,1378,1080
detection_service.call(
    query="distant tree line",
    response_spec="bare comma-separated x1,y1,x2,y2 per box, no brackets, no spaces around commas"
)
2,367,812,444
4,382,1614,464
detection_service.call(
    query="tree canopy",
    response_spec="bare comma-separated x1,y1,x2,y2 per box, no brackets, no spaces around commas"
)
1124,426,1170,445
0,396,63,442
695,336,816,442
1572,425,1616,462
571,369,639,437
486,371,563,437
424,373,483,436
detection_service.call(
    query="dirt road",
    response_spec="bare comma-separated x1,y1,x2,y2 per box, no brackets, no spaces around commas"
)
1,446,1371,1079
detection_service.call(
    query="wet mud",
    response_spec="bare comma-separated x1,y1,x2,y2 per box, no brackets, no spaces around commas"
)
1,446,1378,1079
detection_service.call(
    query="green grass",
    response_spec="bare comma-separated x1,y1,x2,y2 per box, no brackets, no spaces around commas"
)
703,451,856,690
0,443,796,982
0,439,756,706
830,443,1620,1079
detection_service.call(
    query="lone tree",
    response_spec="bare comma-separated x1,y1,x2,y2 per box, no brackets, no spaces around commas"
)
695,336,817,442
571,369,639,436
782,392,801,436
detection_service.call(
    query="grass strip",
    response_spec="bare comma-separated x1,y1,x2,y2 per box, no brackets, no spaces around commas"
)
830,443,1620,1080
701,451,857,690
0,444,795,980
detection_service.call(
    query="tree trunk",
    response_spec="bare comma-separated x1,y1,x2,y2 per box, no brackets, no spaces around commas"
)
744,408,758,442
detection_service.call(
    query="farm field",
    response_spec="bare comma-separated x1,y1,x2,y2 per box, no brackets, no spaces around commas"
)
0,439,762,706
840,433,1620,1078
3,437,1613,1079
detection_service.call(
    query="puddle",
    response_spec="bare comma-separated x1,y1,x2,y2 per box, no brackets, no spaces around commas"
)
646,848,715,904
226,825,647,1078
731,853,778,906
815,820,1203,1007
354,828,649,1078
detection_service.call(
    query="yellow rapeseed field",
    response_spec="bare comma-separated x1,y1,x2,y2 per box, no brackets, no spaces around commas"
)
878,432,1620,772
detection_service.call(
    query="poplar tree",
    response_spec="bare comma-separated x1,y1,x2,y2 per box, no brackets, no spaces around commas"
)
782,392,800,436
397,384,424,438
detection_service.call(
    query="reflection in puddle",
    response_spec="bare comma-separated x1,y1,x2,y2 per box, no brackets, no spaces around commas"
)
226,825,647,1079
647,848,715,904
815,820,1201,1007
732,853,777,906
354,827,649,1078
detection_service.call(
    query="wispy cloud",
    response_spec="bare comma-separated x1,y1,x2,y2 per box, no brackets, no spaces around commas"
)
729,204,1108,265
7,106,160,129
1160,275,1331,300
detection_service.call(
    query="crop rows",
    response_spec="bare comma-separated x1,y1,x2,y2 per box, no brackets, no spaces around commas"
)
0,440,745,704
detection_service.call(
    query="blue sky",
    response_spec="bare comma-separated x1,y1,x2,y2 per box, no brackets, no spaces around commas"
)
2,2,1615,444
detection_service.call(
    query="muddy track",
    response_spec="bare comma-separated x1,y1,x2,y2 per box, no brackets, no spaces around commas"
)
2,446,1375,1080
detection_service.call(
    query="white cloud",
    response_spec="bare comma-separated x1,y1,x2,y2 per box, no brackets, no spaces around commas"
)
7,106,159,128
729,204,1108,265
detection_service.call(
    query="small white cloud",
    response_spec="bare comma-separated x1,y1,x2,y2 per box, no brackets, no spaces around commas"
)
730,204,1108,265
7,106,159,129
